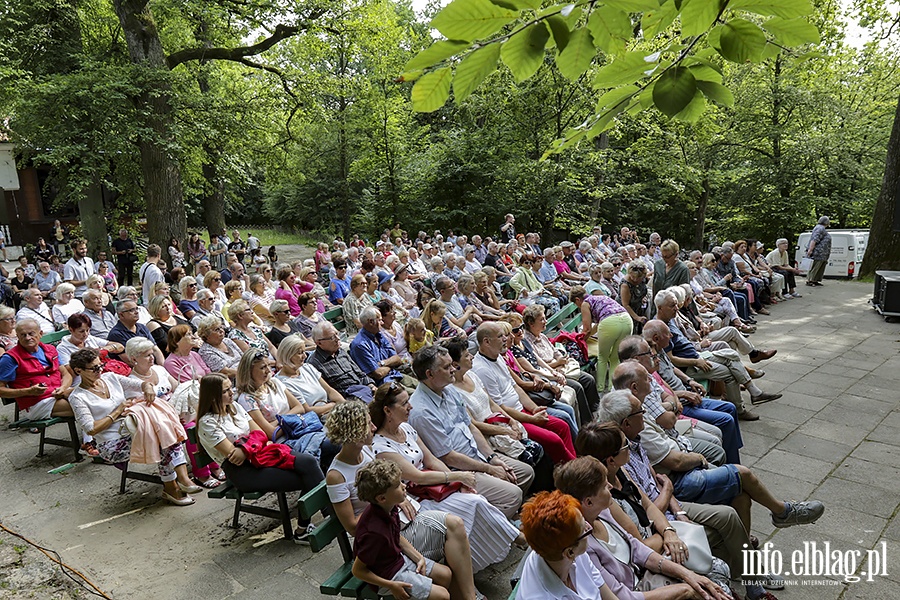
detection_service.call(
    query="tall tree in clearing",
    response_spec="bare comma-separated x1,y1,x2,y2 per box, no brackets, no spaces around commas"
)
861,96,900,277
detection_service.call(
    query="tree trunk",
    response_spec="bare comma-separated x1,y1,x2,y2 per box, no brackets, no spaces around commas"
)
112,0,187,265
196,22,226,238
78,183,108,256
693,174,710,250
860,95,900,278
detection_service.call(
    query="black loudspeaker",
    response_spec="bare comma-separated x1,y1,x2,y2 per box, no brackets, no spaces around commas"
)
873,271,900,317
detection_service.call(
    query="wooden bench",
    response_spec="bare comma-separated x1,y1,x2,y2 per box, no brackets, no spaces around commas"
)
324,305,346,334
298,481,396,599
190,428,294,540
542,302,577,338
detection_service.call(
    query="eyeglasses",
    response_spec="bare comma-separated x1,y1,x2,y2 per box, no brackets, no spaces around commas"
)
275,309,291,315
511,325,524,333
253,350,267,361
318,334,340,342
121,308,139,313
572,528,592,545
633,350,654,358
213,277,221,282
615,442,630,456
84,364,103,373
624,408,645,421
188,283,197,288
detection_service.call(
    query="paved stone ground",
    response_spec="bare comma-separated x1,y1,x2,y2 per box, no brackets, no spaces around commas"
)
1,279,899,599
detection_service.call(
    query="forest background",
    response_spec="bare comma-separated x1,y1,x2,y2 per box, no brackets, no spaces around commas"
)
0,0,898,265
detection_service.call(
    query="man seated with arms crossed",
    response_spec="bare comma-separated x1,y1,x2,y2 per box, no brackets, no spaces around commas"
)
307,320,377,403
408,345,535,519
349,307,417,390
618,335,742,465
640,323,744,464
0,319,73,421
606,363,825,538
653,290,780,422
613,345,727,468
107,301,165,365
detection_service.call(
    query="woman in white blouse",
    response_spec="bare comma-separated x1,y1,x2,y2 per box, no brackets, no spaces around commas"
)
274,334,343,417
51,283,84,329
57,313,123,366
68,348,199,506
369,382,524,572
196,373,324,541
324,402,484,599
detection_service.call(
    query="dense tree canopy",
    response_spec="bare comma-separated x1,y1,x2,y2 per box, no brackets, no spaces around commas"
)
0,0,897,253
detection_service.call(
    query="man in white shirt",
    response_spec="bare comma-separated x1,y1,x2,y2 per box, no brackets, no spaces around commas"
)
63,239,95,299
765,238,802,298
139,244,164,306
16,289,55,334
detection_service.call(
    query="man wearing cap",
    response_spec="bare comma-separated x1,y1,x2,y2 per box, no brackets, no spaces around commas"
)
805,217,831,287
766,239,802,298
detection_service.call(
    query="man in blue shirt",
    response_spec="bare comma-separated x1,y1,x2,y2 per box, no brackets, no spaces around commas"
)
348,307,414,388
408,345,533,518
329,259,351,304
107,301,165,365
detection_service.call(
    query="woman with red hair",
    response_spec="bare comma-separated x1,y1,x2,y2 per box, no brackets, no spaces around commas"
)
517,490,616,599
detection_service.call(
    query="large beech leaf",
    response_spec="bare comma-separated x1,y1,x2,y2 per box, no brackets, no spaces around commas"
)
588,7,633,55
411,67,453,112
730,0,814,19
431,0,518,42
501,22,550,82
680,0,722,37
593,51,656,88
652,66,697,117
453,44,501,103
556,28,596,80
405,41,470,73
762,17,820,45
715,18,767,63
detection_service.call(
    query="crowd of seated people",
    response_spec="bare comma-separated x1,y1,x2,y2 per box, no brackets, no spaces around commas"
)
0,223,824,599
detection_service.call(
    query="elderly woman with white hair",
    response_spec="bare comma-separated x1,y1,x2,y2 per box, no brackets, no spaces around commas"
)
85,274,114,312
51,283,84,329
197,315,242,377
0,306,17,353
16,288,55,334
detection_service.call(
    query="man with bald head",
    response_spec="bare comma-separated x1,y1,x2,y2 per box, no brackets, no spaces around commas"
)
0,319,73,420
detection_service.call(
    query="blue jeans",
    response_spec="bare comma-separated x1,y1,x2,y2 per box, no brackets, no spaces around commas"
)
546,402,578,439
672,463,742,505
682,398,743,465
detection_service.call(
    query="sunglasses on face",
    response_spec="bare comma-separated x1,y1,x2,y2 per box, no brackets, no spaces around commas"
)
83,364,103,373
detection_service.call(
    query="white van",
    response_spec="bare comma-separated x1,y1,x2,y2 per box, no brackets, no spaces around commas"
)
794,229,869,279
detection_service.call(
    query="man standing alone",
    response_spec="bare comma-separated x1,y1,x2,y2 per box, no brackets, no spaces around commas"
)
111,229,136,287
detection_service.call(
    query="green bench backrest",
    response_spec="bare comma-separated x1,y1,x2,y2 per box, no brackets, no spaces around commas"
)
299,482,354,559
41,330,69,346
324,306,346,331
543,302,576,335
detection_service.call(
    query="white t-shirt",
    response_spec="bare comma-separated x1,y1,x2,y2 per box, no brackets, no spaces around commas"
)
197,403,252,463
275,363,328,406
236,378,291,423
57,335,104,366
766,249,789,268
471,352,523,411
51,299,84,327
140,262,163,306
64,257,95,298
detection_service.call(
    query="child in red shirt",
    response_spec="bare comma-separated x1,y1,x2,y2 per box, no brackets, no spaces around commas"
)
352,460,451,600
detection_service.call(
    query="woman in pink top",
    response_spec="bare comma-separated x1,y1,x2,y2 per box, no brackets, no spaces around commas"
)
296,267,326,313
275,266,304,316
163,325,211,383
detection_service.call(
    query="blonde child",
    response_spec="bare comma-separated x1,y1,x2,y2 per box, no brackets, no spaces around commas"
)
404,318,434,355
